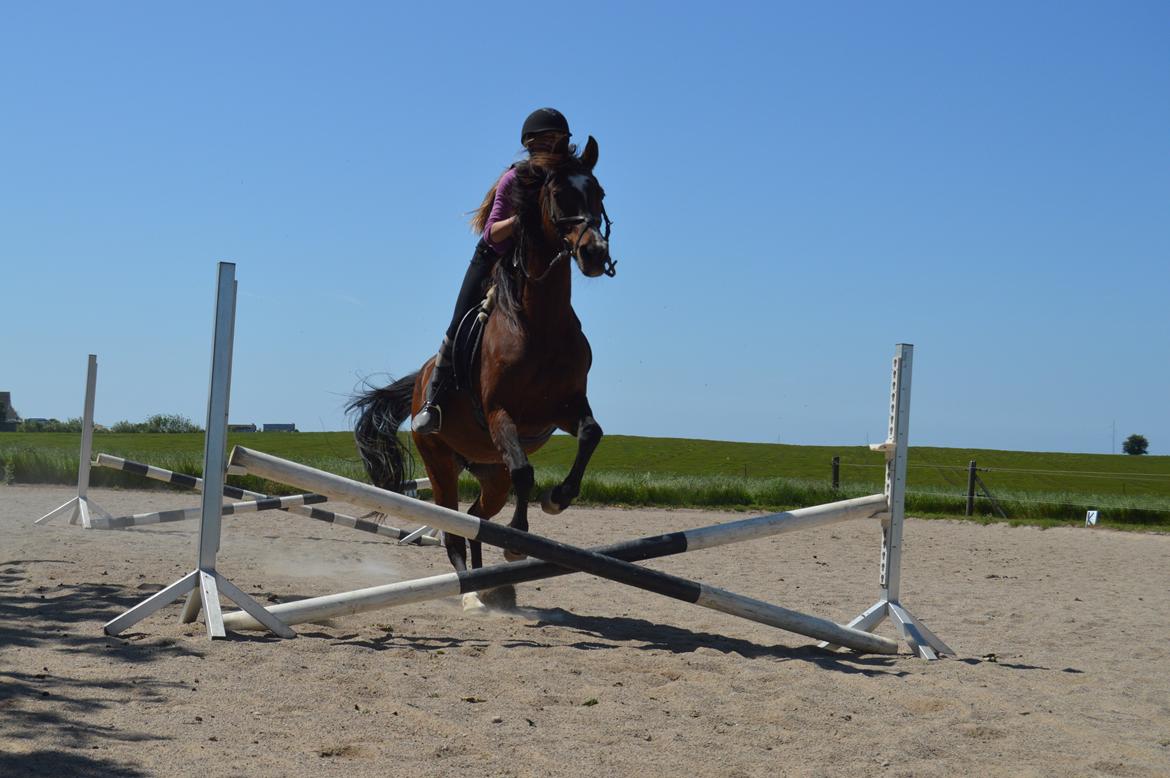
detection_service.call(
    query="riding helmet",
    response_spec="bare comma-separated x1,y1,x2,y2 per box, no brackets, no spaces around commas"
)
521,108,571,145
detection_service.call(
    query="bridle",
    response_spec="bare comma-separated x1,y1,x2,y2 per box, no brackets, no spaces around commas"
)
519,177,616,283
554,206,616,275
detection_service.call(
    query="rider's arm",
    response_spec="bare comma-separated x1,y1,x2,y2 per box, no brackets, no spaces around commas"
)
483,168,519,253
488,216,517,243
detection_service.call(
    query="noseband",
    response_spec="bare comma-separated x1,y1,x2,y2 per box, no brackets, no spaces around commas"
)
553,205,616,278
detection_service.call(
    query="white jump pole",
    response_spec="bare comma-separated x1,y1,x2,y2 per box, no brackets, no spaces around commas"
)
229,446,899,654
221,492,887,631
34,354,112,527
104,262,294,640
819,344,954,659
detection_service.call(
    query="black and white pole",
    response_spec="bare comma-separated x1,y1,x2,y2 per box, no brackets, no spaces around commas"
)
229,446,900,655
93,453,441,545
35,355,112,527
104,263,294,639
89,493,330,530
820,344,953,659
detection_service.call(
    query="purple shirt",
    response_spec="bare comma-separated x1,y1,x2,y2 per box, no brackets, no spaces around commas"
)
482,167,518,255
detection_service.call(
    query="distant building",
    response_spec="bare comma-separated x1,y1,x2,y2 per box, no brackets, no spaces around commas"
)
228,423,257,433
0,392,20,432
262,423,298,432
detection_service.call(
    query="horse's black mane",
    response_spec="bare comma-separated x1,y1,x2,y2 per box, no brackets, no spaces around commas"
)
490,156,594,325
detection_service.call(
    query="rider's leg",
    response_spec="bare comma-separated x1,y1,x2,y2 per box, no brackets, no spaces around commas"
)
413,240,498,433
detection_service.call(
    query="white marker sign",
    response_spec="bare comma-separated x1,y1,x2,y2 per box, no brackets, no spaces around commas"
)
1085,510,1099,527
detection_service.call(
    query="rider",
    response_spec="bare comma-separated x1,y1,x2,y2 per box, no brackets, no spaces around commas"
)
412,107,575,434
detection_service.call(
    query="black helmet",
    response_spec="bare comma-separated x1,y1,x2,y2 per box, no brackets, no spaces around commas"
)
521,107,571,145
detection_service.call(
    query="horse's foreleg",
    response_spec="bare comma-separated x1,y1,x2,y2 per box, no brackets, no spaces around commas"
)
486,409,534,561
542,399,603,515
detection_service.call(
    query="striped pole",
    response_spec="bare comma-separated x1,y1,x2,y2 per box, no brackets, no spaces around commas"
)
90,493,329,530
230,446,898,655
222,493,886,631
94,453,441,545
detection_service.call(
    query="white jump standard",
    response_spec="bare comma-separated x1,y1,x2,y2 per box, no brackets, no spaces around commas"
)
35,355,112,528
820,344,953,659
104,263,296,639
229,446,900,655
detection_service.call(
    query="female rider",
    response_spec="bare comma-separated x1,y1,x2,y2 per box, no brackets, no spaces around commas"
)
412,107,575,433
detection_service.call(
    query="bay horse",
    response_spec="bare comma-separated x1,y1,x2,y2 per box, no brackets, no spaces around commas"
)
349,136,614,610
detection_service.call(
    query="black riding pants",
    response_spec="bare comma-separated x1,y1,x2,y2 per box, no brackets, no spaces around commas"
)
444,239,499,343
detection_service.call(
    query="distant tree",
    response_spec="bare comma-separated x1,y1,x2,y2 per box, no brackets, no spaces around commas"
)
1122,434,1149,456
143,414,202,433
110,414,202,433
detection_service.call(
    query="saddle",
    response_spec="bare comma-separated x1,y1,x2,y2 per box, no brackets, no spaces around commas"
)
452,286,495,394
449,288,494,431
449,286,557,448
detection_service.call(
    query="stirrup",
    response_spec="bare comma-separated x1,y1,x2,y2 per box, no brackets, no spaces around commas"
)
412,403,442,434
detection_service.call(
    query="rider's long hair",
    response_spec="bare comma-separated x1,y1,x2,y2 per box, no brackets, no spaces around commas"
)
469,139,577,234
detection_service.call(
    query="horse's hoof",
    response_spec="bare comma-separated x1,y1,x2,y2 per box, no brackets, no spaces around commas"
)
540,488,564,515
480,585,517,610
462,593,487,613
504,548,527,562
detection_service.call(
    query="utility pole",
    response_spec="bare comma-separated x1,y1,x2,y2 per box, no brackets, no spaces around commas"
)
1112,420,1116,454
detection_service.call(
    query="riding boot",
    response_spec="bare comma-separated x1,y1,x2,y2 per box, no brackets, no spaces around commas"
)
412,340,454,434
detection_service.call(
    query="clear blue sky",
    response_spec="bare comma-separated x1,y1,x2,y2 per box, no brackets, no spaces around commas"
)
3,2,1167,454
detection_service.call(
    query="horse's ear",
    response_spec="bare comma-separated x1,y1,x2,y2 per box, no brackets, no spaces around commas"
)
581,136,599,170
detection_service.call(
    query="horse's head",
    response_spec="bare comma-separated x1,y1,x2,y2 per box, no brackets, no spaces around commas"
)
542,136,615,278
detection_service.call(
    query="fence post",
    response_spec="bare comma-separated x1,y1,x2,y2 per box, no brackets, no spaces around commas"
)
831,456,840,490
966,460,977,516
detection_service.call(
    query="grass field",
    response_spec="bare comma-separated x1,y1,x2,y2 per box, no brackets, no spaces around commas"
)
3,431,1169,527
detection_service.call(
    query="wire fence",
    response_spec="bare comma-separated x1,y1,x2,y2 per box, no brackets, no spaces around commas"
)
836,457,1170,522
840,461,1170,479
904,488,1170,515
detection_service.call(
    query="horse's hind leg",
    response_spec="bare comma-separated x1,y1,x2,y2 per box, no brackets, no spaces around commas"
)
486,408,534,561
542,397,603,515
414,435,470,582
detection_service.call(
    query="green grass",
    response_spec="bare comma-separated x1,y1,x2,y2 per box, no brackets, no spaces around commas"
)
3,431,1168,528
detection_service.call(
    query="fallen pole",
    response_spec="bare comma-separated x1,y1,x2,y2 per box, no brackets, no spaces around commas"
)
94,453,441,546
229,446,898,654
90,493,329,530
222,493,886,630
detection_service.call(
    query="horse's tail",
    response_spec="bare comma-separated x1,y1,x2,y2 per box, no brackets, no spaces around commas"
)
348,372,419,492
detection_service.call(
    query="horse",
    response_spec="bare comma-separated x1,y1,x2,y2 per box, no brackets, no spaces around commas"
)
349,136,614,610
